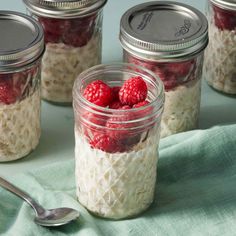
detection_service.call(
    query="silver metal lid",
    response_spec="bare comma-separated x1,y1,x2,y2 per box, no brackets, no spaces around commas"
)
0,11,44,72
120,1,208,61
210,0,236,10
23,0,107,18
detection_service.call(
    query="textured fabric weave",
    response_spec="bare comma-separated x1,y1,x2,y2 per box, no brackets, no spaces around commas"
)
0,125,236,236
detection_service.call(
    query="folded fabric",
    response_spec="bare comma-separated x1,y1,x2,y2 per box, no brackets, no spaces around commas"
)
0,125,236,236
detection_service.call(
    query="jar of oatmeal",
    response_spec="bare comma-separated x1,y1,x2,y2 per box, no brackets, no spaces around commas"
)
120,1,208,138
204,0,236,94
73,63,164,219
23,0,107,104
0,11,44,162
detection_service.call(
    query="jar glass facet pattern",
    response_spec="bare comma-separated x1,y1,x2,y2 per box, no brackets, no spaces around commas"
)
73,64,164,219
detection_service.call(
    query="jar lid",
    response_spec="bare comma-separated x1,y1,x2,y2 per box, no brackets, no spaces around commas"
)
211,0,236,10
0,11,44,72
119,1,208,61
23,0,107,18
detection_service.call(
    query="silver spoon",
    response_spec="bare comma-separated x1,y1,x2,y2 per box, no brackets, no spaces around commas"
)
0,176,80,227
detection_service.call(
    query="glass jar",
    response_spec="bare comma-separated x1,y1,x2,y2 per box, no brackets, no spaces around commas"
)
0,11,44,162
23,0,107,104
204,0,236,94
73,63,164,219
120,1,208,138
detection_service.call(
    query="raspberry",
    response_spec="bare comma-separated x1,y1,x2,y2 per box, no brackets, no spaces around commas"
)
111,86,121,102
119,76,147,106
81,111,107,138
109,100,123,109
90,133,123,153
83,80,112,107
213,5,236,30
166,60,193,78
133,101,149,108
0,76,20,105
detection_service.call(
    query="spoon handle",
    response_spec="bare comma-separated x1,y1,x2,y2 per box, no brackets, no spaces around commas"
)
0,176,45,215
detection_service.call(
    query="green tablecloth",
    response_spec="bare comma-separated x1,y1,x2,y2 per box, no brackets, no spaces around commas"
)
1,125,236,236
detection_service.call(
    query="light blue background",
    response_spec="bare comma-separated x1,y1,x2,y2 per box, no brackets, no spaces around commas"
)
0,0,235,176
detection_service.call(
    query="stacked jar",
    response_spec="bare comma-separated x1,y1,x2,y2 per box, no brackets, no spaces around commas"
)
73,64,164,219
0,11,44,162
23,0,107,104
204,0,236,94
120,1,209,138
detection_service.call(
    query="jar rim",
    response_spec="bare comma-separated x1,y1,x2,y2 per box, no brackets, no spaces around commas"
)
73,63,165,119
23,0,107,18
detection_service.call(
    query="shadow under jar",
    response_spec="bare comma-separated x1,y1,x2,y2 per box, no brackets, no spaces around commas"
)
23,0,107,104
120,1,209,138
73,64,164,219
204,0,236,94
0,11,44,162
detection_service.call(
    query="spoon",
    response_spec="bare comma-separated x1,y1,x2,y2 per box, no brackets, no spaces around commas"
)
0,176,80,227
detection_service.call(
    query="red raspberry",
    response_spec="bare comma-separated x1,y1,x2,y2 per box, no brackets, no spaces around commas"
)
213,5,236,30
121,105,131,110
109,100,123,109
83,80,112,107
111,86,121,102
166,60,194,78
80,111,107,138
119,76,147,106
133,100,149,108
90,133,123,153
0,76,21,105
106,113,140,148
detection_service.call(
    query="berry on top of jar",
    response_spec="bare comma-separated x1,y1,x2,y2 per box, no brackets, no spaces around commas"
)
80,76,150,153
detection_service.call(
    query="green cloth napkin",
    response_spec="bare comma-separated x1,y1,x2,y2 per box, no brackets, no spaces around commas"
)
1,124,236,236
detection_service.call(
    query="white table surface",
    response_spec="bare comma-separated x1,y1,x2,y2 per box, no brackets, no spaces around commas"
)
0,0,235,176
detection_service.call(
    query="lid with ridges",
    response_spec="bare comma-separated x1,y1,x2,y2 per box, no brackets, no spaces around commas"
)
0,11,44,72
120,1,208,61
23,0,107,18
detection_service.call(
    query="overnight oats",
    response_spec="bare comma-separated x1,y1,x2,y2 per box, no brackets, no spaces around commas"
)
204,0,236,94
120,1,208,137
73,64,164,219
0,11,44,162
23,0,107,104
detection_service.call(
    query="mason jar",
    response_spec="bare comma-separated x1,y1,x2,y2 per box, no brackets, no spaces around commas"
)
0,11,44,162
23,0,107,104
120,1,208,138
73,63,164,219
204,0,236,94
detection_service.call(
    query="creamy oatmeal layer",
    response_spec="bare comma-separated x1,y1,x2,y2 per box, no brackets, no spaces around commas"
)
42,35,101,103
161,79,201,138
0,90,41,162
75,128,159,219
204,22,236,94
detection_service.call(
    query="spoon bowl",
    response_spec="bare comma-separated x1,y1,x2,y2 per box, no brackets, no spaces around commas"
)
35,207,80,227
0,176,80,227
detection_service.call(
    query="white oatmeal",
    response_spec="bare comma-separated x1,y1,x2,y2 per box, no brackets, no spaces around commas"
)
42,35,101,103
0,89,41,162
75,128,159,219
161,79,201,138
204,22,236,94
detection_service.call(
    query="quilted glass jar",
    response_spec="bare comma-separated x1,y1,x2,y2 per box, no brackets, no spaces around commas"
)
204,0,236,94
0,11,44,162
73,64,164,219
23,0,107,104
120,1,208,138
